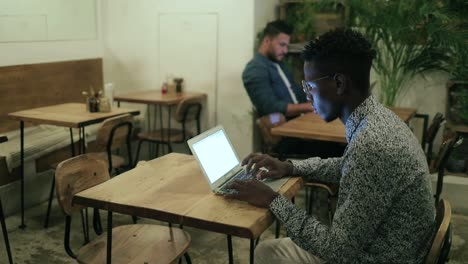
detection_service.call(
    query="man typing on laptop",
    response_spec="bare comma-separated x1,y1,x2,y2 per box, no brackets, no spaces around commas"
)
225,29,435,264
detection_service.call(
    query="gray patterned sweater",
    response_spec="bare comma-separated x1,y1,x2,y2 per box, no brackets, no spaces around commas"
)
270,96,435,263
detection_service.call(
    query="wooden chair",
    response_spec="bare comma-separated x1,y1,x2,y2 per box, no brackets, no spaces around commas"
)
256,113,309,160
256,113,285,156
425,199,452,264
431,130,463,206
55,154,191,263
44,114,134,228
424,113,445,164
86,113,135,174
305,181,338,222
0,136,13,264
135,95,204,161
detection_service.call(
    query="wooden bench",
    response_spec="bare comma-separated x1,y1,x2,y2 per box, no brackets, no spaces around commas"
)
0,58,103,196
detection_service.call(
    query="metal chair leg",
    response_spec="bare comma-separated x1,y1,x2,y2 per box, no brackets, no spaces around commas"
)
134,140,144,166
168,143,173,153
184,252,192,264
155,143,160,158
0,199,13,264
93,208,103,235
44,174,55,228
80,209,90,244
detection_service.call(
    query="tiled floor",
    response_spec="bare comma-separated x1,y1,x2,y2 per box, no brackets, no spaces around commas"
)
1,189,467,263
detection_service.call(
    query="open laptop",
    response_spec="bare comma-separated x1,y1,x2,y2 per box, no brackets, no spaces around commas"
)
188,125,289,194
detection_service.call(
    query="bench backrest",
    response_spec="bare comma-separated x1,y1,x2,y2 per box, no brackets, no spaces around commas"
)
0,58,103,133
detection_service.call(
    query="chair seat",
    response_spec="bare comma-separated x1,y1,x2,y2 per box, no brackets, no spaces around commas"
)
138,129,192,143
77,224,191,264
85,152,126,169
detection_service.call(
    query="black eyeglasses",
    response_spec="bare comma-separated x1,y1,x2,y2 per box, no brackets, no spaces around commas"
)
302,75,331,94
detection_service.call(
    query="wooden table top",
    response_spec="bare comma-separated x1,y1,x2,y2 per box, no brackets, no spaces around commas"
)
114,90,206,105
8,103,140,128
73,153,303,239
271,107,417,143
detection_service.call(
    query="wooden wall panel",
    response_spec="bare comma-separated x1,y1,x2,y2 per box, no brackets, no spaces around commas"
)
0,58,103,133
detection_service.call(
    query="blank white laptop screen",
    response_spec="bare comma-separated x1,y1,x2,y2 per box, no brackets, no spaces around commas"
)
191,129,239,183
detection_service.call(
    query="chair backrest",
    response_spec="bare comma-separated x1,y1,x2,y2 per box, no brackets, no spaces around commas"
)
425,199,452,264
175,96,204,121
256,113,286,154
175,95,205,135
431,131,460,173
425,113,445,162
94,114,133,153
55,154,110,216
426,113,445,145
432,131,463,206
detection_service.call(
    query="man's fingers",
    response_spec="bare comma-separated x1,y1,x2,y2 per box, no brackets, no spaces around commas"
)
226,179,250,191
223,192,240,200
241,153,257,166
224,180,250,199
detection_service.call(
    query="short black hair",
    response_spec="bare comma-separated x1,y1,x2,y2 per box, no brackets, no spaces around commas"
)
262,20,293,39
302,28,376,92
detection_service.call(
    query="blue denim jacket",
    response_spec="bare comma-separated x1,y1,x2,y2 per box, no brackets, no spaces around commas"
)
242,53,307,117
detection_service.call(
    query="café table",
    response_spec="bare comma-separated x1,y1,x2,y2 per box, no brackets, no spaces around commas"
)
272,107,417,143
114,90,206,154
8,103,140,228
73,153,303,264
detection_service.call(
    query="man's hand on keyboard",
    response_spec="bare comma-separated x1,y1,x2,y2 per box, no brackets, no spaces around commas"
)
223,179,279,208
241,153,293,180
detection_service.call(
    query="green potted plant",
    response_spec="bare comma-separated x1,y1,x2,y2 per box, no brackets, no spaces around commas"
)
344,0,467,106
285,1,317,43
446,36,468,123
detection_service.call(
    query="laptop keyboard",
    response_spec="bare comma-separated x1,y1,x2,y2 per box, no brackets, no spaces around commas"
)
217,170,255,194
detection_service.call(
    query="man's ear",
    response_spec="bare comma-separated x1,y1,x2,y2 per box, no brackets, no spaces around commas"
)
263,36,272,45
334,73,346,95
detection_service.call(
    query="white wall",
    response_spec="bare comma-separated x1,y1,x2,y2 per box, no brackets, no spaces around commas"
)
101,0,256,158
254,0,279,42
0,2,102,66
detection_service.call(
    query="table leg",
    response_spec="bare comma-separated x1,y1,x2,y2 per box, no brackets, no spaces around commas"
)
158,104,164,155
227,234,233,264
69,128,75,156
167,106,173,153
146,104,153,157
79,127,86,154
19,121,26,229
107,211,113,264
250,239,255,264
